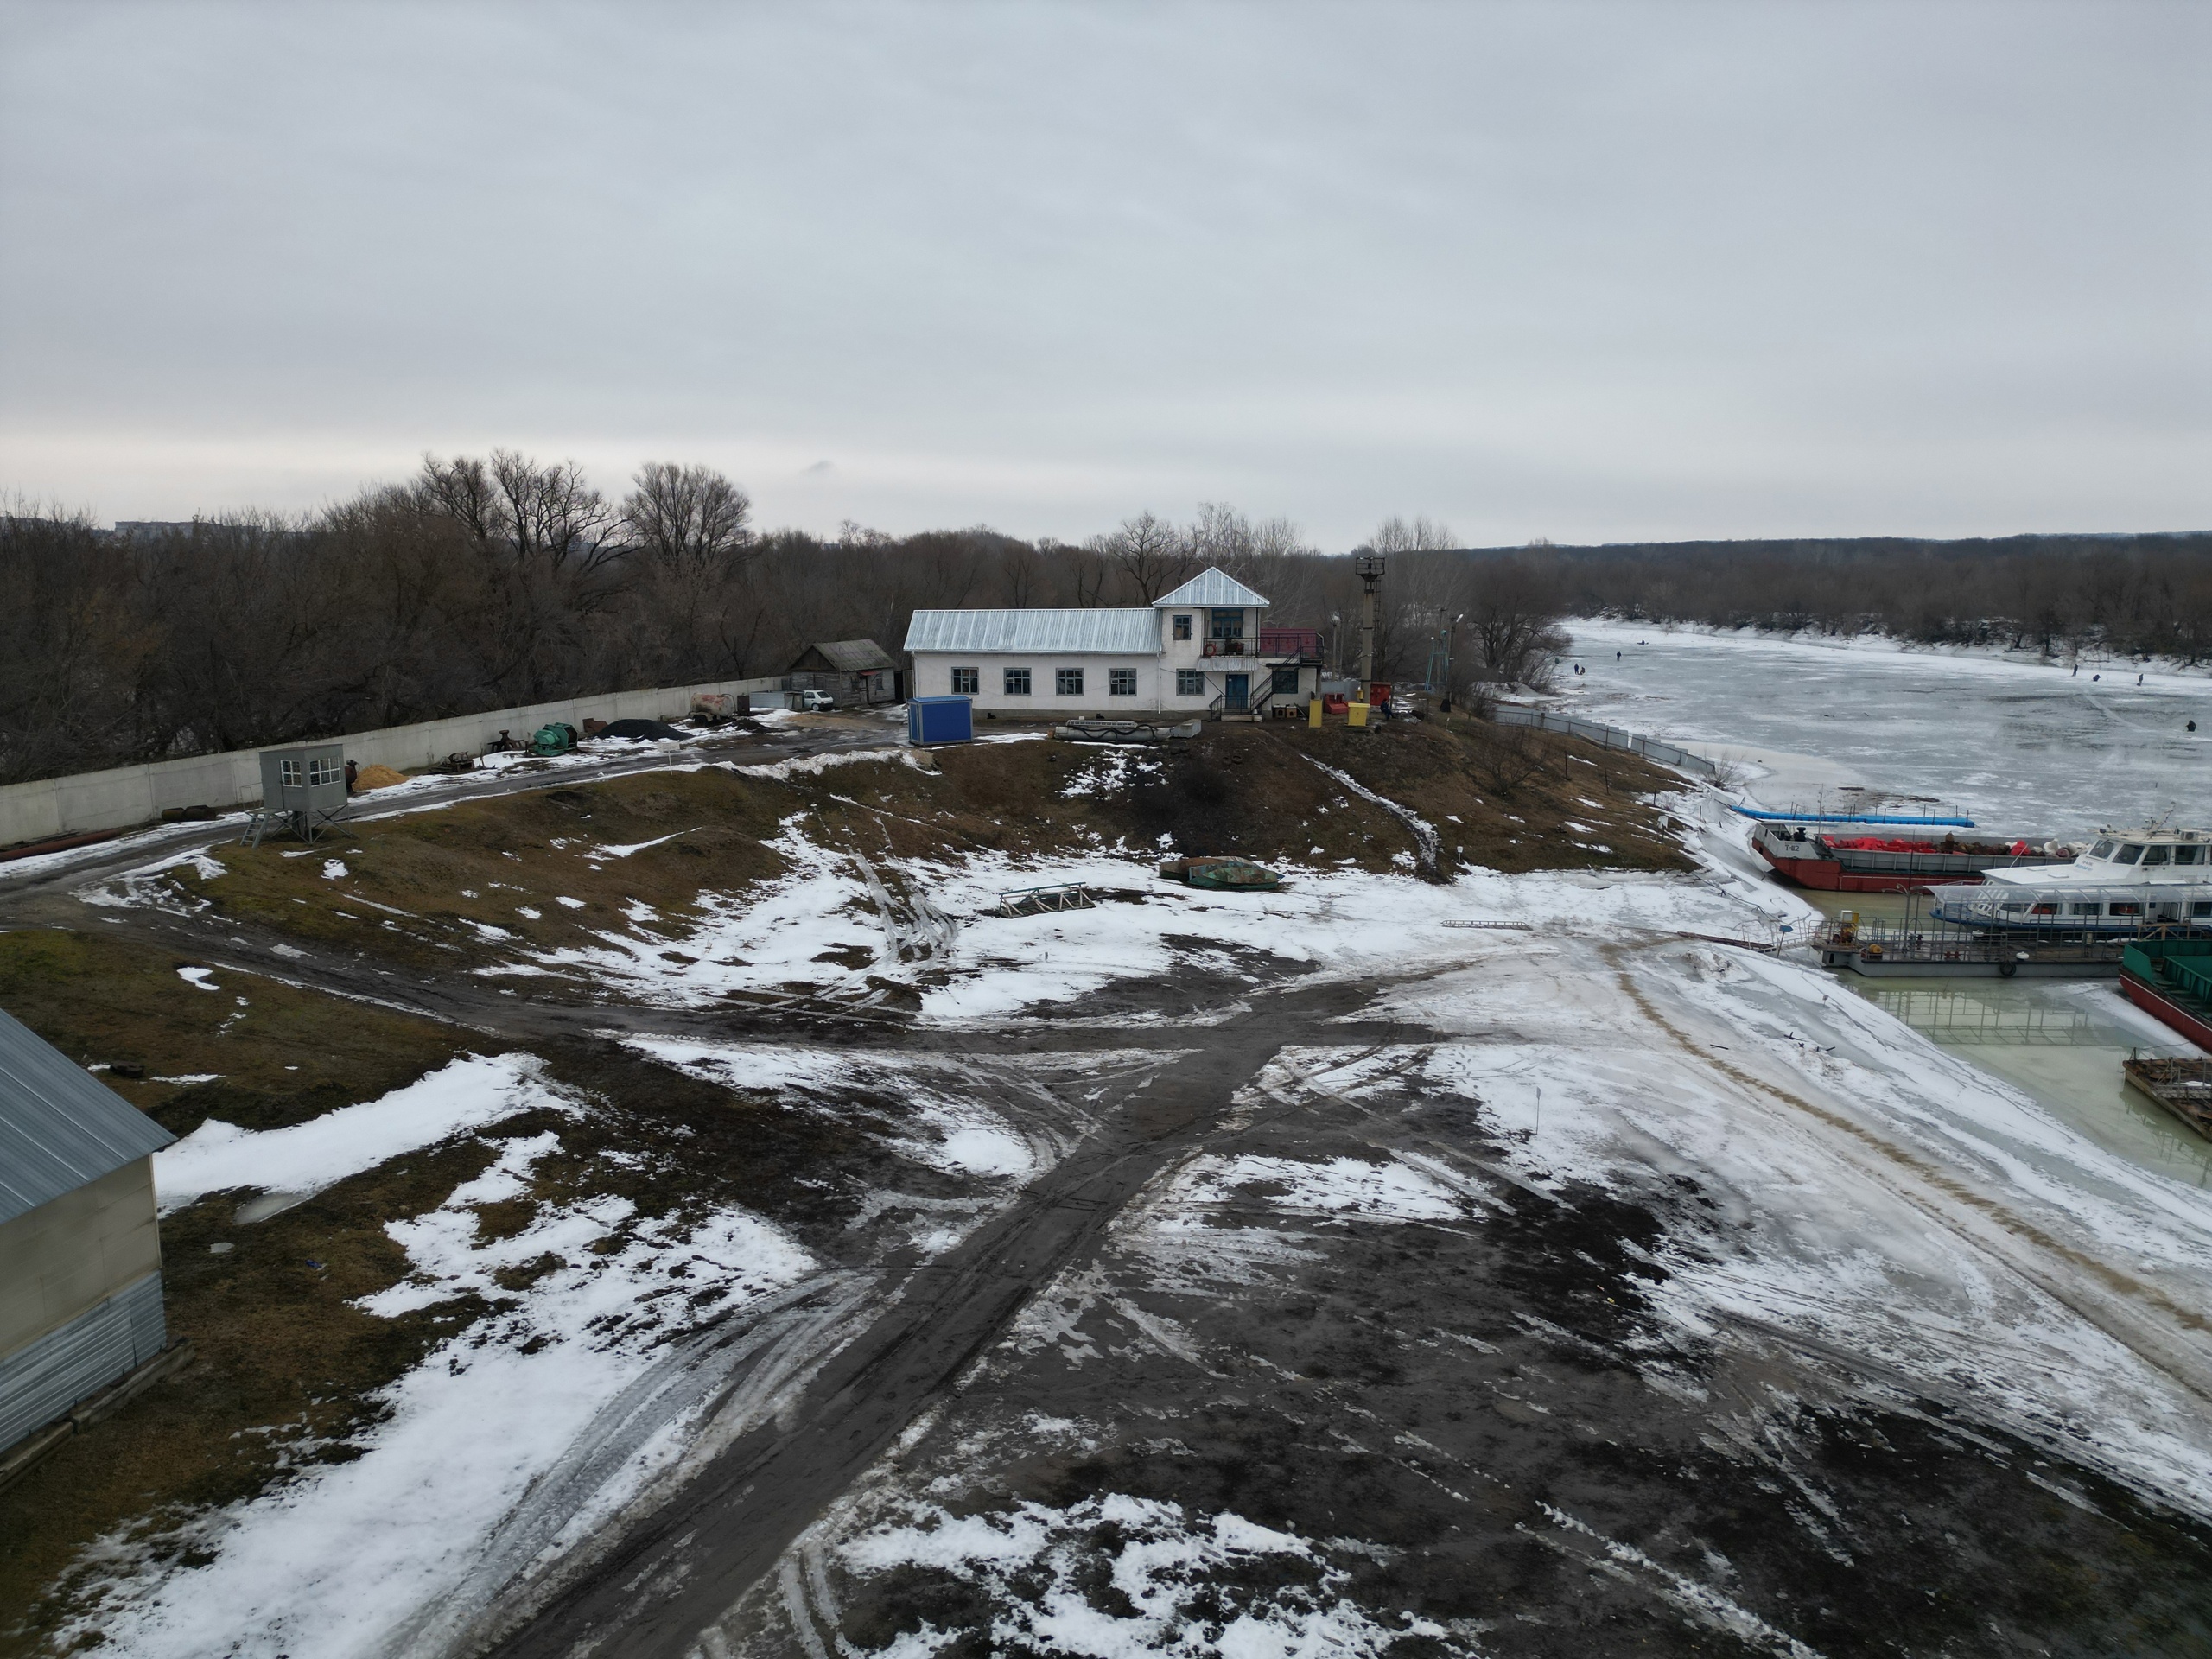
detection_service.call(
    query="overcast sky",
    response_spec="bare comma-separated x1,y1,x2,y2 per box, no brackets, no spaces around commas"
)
1,2,2204,546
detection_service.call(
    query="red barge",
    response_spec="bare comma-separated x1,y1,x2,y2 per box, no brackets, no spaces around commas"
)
1751,822,2074,893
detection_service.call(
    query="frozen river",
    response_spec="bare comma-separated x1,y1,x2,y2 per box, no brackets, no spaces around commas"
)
1561,618,2212,836
1561,620,2212,1182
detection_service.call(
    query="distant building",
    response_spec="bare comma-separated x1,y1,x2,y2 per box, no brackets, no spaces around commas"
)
786,639,901,706
903,567,1321,718
0,1008,175,1456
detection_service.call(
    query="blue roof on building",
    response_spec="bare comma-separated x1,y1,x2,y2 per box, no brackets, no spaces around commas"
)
0,1005,174,1225
904,608,1158,654
1155,568,1270,610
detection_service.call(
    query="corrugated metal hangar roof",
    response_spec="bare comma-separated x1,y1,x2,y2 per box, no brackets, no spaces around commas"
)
0,1006,174,1225
904,608,1159,654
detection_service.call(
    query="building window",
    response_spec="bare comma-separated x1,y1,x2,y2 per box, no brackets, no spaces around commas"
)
1004,667,1031,696
950,667,978,695
1176,669,1204,696
1271,667,1300,695
307,758,342,786
279,760,302,787
1209,608,1244,641
1109,668,1136,696
1173,614,1192,641
1057,667,1084,696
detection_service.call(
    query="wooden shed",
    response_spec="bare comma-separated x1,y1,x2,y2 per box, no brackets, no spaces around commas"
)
0,1007,175,1457
786,640,901,706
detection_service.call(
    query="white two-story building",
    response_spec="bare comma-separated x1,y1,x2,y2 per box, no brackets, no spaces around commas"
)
903,568,1322,720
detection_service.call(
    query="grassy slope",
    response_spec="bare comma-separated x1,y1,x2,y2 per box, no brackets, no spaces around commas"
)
0,945,948,1653
0,931,480,1651
0,718,1690,1649
157,721,1689,979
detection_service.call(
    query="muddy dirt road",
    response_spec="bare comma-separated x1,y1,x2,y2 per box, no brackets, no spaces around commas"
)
473,987,1428,1658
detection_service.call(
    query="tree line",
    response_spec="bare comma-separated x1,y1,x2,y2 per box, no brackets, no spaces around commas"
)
7,447,2197,789
0,459,1561,785
1531,532,2212,662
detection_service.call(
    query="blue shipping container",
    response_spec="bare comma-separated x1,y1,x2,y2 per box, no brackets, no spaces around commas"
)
907,696,973,746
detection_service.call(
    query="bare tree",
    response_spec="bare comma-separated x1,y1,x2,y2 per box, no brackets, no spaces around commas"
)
1370,514,1457,555
1472,721,1550,798
1464,556,1569,690
490,449,622,578
623,462,753,570
1096,511,1192,603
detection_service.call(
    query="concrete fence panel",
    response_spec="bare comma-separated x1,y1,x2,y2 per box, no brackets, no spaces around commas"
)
0,674,812,850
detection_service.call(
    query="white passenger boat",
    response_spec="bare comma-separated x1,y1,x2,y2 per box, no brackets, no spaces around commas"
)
1927,824,2212,932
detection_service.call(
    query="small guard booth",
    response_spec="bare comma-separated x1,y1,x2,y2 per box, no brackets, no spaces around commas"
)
907,696,973,747
251,742,347,846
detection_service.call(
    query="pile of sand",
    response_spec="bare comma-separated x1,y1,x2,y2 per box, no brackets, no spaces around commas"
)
353,764,408,791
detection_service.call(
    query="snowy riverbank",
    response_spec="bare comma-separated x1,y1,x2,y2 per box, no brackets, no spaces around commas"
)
60,784,2212,1656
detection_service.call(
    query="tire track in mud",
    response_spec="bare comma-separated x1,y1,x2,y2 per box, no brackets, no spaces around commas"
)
1604,940,2212,1408
473,988,1426,1659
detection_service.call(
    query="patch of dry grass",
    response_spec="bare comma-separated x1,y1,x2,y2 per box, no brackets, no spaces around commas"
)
136,725,1689,984
0,930,467,1137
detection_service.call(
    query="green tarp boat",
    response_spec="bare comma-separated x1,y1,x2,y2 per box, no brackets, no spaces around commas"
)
1158,856,1283,892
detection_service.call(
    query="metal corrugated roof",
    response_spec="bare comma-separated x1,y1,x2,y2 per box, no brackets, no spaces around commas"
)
1154,568,1271,610
904,609,1159,654
799,639,897,672
0,1006,173,1226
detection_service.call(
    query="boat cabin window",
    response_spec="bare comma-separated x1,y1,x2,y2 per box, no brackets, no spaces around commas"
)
2089,838,2116,859
2069,902,2102,916
2109,901,2143,916
2174,845,2201,866
2113,843,2145,865
2195,901,2212,918
2030,903,2057,915
2141,845,2171,866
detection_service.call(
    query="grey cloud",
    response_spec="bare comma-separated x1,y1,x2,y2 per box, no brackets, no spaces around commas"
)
1,0,2204,542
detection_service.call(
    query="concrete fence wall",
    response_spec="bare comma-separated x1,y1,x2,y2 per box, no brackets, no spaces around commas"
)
1492,706,1720,779
0,675,804,850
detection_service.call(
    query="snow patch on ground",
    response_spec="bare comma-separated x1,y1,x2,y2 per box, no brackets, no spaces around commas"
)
1174,1154,1467,1224
836,1494,1460,1658
1399,942,2212,1514
1058,747,1163,798
155,1052,563,1213
82,1122,816,1659
626,1037,1057,1185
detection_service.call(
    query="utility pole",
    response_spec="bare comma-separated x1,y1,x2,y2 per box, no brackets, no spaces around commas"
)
1354,555,1385,694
